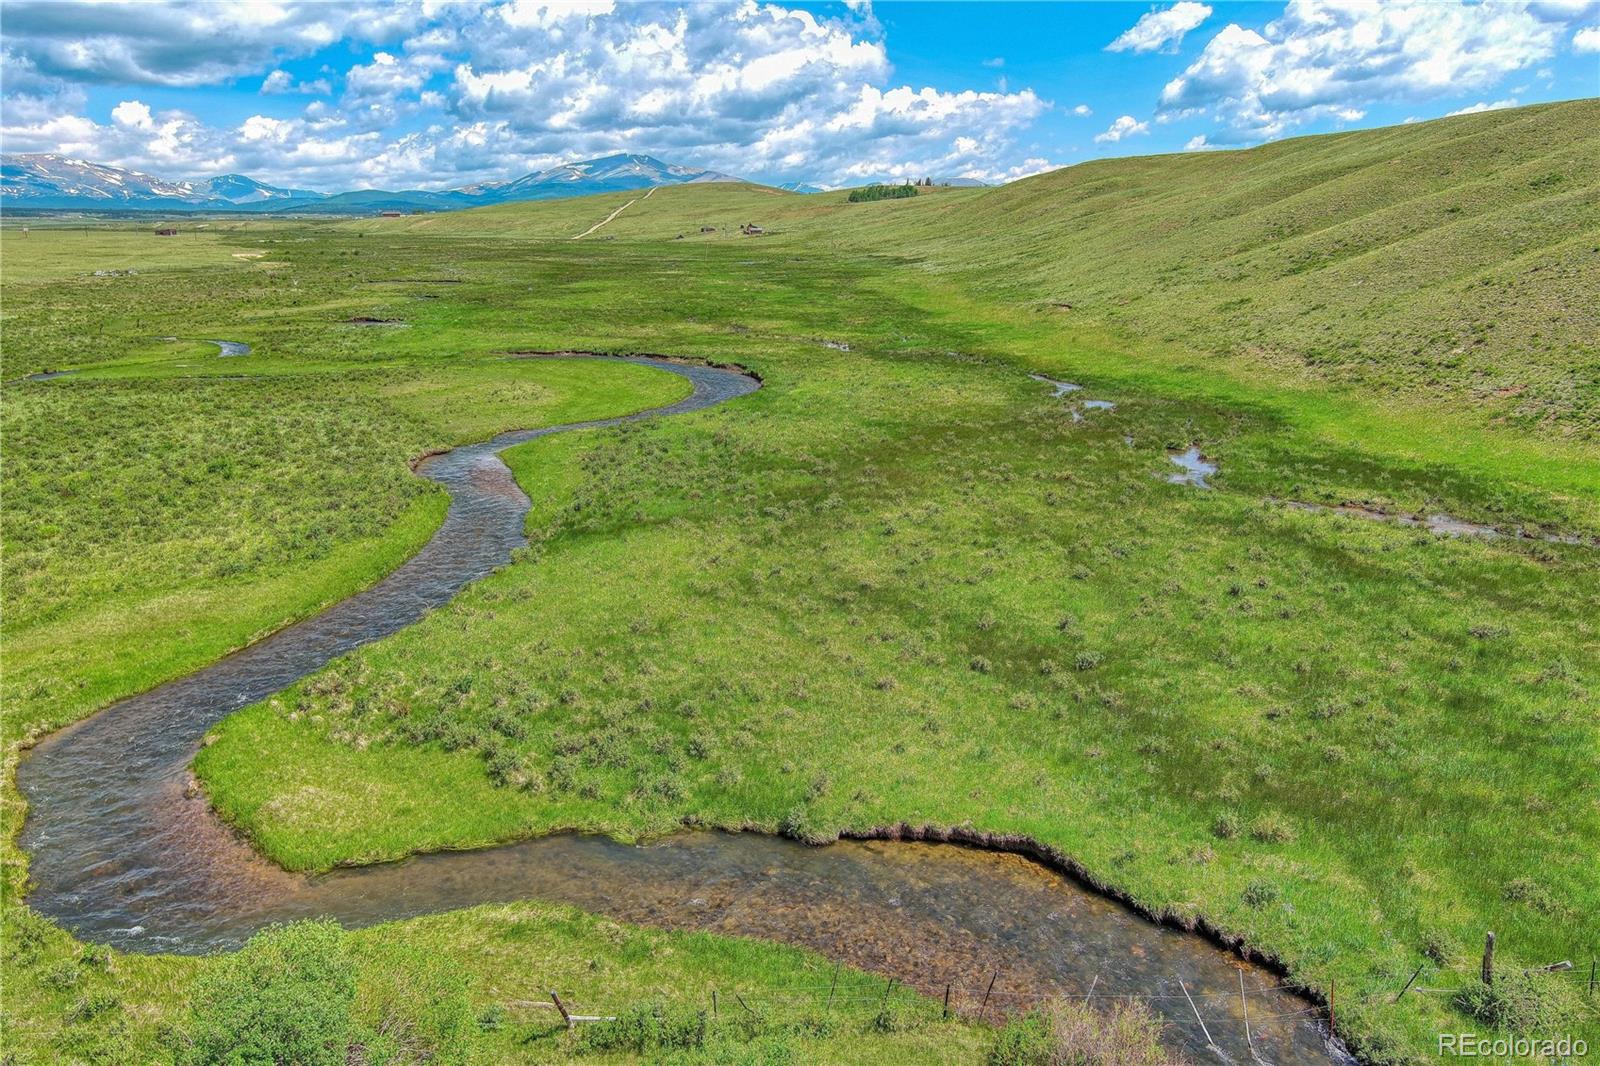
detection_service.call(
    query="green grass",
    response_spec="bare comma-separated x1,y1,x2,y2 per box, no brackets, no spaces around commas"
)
0,356,688,749
1,900,989,1064
0,226,261,282
385,99,1600,442
5,102,1600,1064
0,224,693,749
192,243,1599,1061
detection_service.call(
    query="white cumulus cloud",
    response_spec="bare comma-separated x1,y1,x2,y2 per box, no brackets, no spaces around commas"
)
0,1,425,87
1161,0,1583,141
431,1,1047,187
110,99,154,130
262,69,333,95
1108,2,1214,54
0,0,1055,191
1094,114,1150,143
1447,98,1519,116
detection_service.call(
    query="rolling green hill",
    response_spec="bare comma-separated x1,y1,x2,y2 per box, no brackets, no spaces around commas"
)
878,100,1600,440
372,99,1599,440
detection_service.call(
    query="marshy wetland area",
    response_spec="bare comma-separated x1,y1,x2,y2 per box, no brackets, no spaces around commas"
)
2,101,1599,1064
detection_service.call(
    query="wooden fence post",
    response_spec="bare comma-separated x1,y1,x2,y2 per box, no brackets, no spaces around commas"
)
1525,961,1572,974
1239,969,1254,1058
1179,977,1217,1051
1482,931,1496,986
1395,964,1426,1002
550,990,573,1029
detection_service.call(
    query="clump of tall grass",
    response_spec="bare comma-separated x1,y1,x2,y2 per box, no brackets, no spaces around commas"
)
1248,812,1296,844
1242,879,1280,908
576,1001,709,1054
1454,970,1583,1034
988,999,1185,1065
1503,877,1568,918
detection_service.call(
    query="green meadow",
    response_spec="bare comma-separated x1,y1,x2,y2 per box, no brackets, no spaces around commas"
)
3,898,994,1065
3,101,1598,1063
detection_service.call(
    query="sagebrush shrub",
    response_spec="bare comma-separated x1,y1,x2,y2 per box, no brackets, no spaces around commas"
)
1454,970,1581,1034
577,1001,709,1053
182,921,355,1066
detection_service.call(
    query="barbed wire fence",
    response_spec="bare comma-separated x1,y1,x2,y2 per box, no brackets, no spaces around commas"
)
510,950,1599,1063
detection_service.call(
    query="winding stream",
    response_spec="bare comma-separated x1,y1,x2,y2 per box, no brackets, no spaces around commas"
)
19,355,1347,1063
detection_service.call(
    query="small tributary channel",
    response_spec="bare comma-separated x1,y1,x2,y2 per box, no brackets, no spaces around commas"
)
19,356,1348,1064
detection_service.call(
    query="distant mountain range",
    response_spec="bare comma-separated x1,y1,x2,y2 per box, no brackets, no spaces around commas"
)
0,153,746,214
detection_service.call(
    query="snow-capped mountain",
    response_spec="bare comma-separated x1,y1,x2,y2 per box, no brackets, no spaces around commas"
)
463,153,742,203
200,173,323,204
0,155,323,209
1,155,213,206
0,152,747,213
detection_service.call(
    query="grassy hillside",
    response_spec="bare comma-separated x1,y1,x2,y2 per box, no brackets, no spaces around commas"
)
881,101,1600,440
346,180,818,240
379,100,1598,440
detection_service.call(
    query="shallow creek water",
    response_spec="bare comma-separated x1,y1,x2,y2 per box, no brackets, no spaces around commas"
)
1168,446,1218,488
1275,498,1593,546
20,356,1347,1063
1031,373,1117,423
1030,372,1083,398
17,338,250,382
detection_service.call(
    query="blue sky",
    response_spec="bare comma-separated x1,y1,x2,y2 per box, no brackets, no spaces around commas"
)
2,1,1596,192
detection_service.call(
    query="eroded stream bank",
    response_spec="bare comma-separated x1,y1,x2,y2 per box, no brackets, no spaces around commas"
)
19,355,1347,1064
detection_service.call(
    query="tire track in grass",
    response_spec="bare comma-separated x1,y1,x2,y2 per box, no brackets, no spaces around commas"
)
570,185,657,240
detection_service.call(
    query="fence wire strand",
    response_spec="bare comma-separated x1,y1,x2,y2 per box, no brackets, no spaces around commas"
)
534,952,1600,1045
